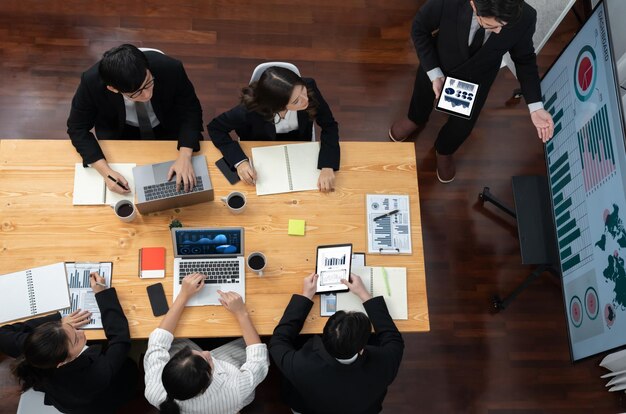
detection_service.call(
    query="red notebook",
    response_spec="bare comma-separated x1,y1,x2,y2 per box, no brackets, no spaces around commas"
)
139,247,166,278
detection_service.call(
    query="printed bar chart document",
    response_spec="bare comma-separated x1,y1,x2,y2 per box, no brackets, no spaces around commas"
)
0,263,71,324
366,194,412,254
73,163,136,206
61,262,112,329
252,142,320,195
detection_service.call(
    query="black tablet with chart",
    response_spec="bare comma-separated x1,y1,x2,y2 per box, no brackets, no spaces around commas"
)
435,76,480,119
315,244,352,293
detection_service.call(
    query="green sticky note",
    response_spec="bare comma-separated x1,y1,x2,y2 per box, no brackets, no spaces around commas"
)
288,219,306,236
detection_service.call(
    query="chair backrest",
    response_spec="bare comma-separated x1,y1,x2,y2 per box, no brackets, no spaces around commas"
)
248,62,315,141
17,389,62,414
138,47,165,55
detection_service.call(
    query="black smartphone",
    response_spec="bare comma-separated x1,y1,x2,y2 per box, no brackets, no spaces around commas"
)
146,283,169,317
215,157,240,185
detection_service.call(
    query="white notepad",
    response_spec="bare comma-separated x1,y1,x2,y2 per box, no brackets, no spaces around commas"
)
252,142,320,195
62,262,112,329
336,266,408,320
73,163,136,205
0,263,71,324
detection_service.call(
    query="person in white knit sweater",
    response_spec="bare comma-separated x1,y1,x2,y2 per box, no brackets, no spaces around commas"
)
143,273,269,414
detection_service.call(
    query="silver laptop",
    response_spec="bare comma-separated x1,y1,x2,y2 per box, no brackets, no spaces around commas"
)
133,155,214,214
171,227,246,307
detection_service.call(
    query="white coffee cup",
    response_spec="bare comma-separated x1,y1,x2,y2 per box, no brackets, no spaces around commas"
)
247,252,266,276
221,191,247,214
113,200,137,222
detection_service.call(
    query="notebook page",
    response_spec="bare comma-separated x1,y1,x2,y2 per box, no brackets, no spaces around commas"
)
252,145,291,195
371,267,408,320
286,142,320,192
73,164,105,205
29,262,71,316
0,271,33,323
105,163,136,206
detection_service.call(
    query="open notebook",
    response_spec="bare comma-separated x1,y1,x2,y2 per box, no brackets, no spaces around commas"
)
335,266,408,320
73,163,136,205
252,142,320,195
0,263,71,324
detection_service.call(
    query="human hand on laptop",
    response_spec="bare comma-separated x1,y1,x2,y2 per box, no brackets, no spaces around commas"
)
341,274,372,302
168,147,197,192
217,291,246,316
179,273,205,301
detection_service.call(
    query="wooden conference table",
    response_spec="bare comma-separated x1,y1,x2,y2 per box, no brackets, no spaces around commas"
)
0,139,429,339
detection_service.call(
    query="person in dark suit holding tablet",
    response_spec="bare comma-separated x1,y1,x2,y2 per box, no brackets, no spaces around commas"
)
389,0,554,183
208,66,340,192
67,44,204,193
0,272,137,413
269,273,404,414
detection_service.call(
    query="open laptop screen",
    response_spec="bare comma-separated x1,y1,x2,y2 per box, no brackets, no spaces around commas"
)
172,228,243,258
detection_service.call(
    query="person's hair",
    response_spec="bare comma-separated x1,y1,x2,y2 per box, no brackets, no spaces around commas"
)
11,321,69,392
472,0,523,24
240,66,318,121
160,346,212,414
322,311,371,359
98,43,150,93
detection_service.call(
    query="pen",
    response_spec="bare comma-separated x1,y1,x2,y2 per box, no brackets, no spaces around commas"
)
95,282,107,288
107,175,129,191
382,267,392,297
374,209,400,221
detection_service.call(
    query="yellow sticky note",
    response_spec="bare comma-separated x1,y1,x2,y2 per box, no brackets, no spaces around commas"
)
288,219,306,236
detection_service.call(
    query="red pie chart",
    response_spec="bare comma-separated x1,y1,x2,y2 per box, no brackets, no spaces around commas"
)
574,45,596,101
585,287,599,320
570,295,583,328
578,57,593,91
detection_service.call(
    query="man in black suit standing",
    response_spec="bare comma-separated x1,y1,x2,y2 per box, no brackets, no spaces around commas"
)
67,44,204,193
269,273,404,414
389,0,554,183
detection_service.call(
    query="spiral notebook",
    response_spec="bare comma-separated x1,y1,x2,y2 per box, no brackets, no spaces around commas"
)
0,262,71,324
252,142,321,195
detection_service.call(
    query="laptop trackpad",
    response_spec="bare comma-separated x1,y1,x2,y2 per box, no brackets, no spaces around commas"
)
152,162,173,182
187,285,221,306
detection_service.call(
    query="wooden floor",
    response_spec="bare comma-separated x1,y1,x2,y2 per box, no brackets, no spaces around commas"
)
1,0,625,412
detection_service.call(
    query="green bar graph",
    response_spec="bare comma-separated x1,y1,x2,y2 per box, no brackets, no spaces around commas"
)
554,193,564,205
555,198,572,217
559,228,581,249
560,246,572,261
557,219,576,238
554,123,563,136
549,153,568,175
553,173,571,194
553,109,564,124
562,254,581,272
551,165,569,185
544,92,557,109
556,210,570,227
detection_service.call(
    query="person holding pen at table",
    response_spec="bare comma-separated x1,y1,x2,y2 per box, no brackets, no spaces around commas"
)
208,66,340,192
0,272,138,413
144,273,269,414
67,43,204,194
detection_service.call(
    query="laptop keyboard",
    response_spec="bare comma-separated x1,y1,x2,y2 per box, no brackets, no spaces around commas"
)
144,177,204,201
178,259,241,284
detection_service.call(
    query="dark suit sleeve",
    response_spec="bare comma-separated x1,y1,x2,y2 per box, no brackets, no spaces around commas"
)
363,296,404,383
67,72,106,165
0,313,62,358
309,79,340,171
207,105,250,166
92,288,131,377
411,0,445,72
172,60,203,151
509,7,542,104
268,294,313,379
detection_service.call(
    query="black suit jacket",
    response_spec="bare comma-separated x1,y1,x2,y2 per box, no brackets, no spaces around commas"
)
0,289,136,414
208,78,340,170
67,51,203,165
412,0,541,103
269,295,404,414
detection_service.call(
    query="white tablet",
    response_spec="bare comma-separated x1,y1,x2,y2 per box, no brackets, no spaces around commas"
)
315,244,352,293
435,76,480,119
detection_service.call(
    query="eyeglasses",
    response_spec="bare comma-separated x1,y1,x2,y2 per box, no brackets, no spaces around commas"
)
126,75,155,99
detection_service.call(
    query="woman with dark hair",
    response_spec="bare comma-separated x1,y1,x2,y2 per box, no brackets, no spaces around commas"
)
208,66,340,192
0,272,138,413
144,273,269,414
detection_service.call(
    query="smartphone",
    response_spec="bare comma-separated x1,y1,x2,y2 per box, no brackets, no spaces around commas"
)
146,283,169,317
215,157,240,185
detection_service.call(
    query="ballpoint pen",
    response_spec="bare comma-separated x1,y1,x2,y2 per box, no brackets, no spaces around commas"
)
107,175,130,191
373,209,400,221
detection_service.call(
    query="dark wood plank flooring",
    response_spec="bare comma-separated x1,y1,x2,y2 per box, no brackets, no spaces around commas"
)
1,0,624,412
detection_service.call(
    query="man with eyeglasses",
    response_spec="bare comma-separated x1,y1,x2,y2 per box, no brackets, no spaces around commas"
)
389,0,554,183
67,44,203,193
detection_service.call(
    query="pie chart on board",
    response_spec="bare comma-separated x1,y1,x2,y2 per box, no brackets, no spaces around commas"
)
570,295,583,328
585,286,599,320
574,45,596,102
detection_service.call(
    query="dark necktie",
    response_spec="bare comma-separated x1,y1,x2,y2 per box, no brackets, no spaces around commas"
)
135,101,155,139
469,26,485,56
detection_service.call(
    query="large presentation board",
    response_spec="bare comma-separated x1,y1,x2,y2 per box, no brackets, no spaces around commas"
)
543,2,626,361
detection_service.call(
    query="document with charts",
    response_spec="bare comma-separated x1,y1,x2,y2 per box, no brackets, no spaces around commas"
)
252,142,320,195
73,163,136,206
321,266,408,320
61,262,112,329
366,194,412,254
